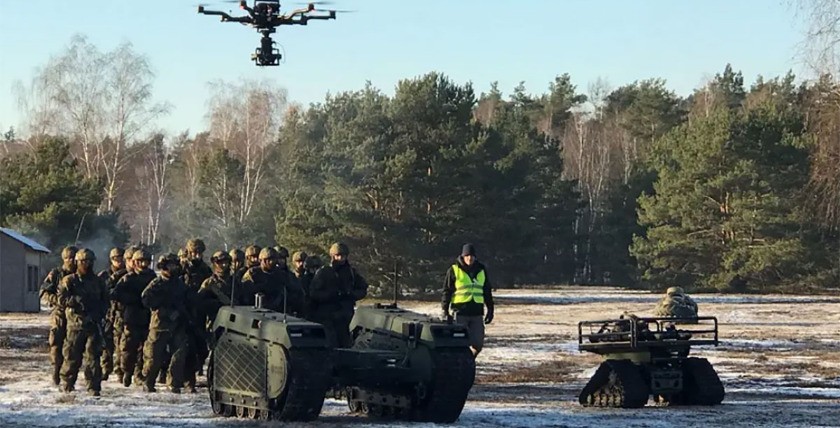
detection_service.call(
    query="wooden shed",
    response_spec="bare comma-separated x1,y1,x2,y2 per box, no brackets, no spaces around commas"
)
0,228,50,312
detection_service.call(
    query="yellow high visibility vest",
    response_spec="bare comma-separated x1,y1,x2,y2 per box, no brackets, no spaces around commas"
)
452,264,485,304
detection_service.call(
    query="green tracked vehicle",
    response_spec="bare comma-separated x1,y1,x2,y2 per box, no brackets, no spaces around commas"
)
207,301,332,421
207,299,476,423
339,302,475,423
577,315,725,408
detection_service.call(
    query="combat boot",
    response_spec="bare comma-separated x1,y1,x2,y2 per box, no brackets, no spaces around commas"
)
52,369,60,386
122,372,132,387
170,386,181,394
88,390,101,397
143,384,156,393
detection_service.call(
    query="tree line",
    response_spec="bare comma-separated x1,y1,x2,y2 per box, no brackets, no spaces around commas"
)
2,34,840,294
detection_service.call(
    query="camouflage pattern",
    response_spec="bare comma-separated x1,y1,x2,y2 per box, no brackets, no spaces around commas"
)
306,256,367,348
241,265,305,315
182,248,212,389
292,251,308,263
141,270,192,393
112,246,139,379
57,250,108,394
654,286,699,318
40,245,77,385
112,267,156,386
97,252,126,381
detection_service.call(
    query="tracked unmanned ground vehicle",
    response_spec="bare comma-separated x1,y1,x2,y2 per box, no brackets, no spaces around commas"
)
206,297,475,422
577,315,725,408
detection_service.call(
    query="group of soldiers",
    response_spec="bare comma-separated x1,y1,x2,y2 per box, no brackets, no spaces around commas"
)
39,239,368,396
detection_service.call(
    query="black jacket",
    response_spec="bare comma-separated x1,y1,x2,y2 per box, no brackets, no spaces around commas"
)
441,257,494,317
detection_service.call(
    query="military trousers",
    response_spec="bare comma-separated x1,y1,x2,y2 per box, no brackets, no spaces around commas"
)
48,312,66,385
143,328,189,390
60,325,103,393
120,325,148,385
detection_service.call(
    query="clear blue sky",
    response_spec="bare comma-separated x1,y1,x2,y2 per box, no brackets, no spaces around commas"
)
0,0,806,135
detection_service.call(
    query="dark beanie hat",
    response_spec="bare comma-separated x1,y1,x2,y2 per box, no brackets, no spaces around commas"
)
461,243,476,257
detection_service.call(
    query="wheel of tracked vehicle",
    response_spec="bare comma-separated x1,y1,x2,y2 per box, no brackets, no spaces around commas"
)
207,351,230,417
264,346,332,421
680,357,724,405
578,360,650,408
409,347,476,423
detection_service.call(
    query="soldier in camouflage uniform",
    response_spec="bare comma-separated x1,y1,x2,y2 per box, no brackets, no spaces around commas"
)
275,246,290,271
241,247,305,315
40,245,78,386
244,245,261,270
97,247,125,381
654,286,699,319
182,239,212,387
229,248,246,282
111,245,139,380
57,249,108,396
308,243,368,348
142,254,192,393
112,249,156,387
198,251,239,328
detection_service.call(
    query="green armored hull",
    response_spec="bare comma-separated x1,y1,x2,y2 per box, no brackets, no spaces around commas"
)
206,302,476,423
339,303,476,423
207,305,332,421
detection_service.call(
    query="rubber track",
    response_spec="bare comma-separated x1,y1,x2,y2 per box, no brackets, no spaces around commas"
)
410,348,476,423
271,347,332,421
681,357,724,406
579,360,649,408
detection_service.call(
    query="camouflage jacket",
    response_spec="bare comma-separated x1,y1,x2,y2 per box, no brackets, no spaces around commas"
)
198,273,238,326
40,266,74,310
308,262,368,313
241,267,304,316
183,259,212,291
57,272,108,330
112,269,156,327
142,274,192,331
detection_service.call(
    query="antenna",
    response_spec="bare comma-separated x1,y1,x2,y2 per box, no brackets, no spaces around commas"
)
230,274,236,308
283,275,288,323
392,260,399,307
74,214,87,245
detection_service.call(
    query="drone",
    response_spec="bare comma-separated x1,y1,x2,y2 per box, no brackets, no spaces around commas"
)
198,1,345,66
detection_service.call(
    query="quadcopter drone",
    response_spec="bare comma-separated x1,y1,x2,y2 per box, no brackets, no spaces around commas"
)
197,1,345,66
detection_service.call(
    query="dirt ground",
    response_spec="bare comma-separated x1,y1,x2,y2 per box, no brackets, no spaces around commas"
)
2,286,840,427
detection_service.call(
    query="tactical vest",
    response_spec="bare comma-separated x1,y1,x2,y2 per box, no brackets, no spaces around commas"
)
452,264,485,305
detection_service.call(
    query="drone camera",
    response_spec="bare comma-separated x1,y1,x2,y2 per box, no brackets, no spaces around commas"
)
197,5,204,13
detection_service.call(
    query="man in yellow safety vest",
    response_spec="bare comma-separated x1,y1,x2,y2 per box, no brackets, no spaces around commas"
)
441,243,494,357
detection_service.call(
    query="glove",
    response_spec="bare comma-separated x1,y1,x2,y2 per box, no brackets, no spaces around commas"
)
484,307,494,325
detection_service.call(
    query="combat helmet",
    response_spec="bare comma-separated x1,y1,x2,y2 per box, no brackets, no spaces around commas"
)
292,251,308,263
275,246,290,260
74,248,96,262
109,247,125,259
245,245,262,258
125,245,140,261
229,248,245,263
666,286,685,296
186,238,206,254
329,242,349,256
132,249,152,261
156,253,180,270
211,250,232,263
61,246,79,259
304,255,322,270
259,247,278,260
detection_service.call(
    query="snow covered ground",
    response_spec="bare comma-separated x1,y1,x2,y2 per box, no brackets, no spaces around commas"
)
2,286,840,427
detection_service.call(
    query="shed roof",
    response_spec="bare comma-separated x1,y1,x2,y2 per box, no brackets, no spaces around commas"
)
0,228,50,253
